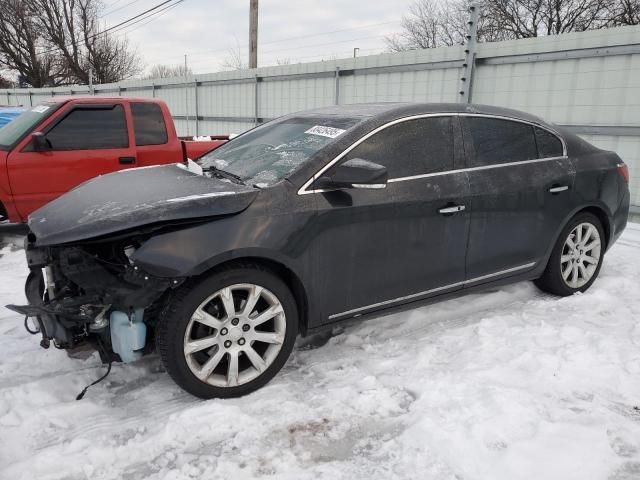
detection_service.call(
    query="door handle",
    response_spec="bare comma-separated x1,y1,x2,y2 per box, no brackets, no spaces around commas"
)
548,185,569,194
119,156,136,165
438,205,466,215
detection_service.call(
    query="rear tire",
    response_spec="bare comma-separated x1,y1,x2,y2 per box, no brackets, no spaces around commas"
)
535,212,605,296
157,264,298,399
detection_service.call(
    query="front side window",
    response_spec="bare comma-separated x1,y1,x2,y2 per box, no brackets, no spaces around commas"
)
340,117,454,178
131,102,168,146
199,116,361,186
467,117,537,166
46,105,128,151
0,103,61,150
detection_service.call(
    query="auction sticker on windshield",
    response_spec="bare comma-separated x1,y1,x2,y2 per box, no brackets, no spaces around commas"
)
304,125,346,138
31,105,50,113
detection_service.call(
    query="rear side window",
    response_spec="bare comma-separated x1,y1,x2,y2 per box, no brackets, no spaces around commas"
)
131,102,168,146
466,117,537,166
535,127,563,158
46,105,128,150
342,117,454,178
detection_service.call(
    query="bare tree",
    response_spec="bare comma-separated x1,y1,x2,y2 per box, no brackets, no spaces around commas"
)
221,39,248,70
0,0,61,87
0,73,12,88
387,0,638,51
606,0,640,25
146,63,193,79
30,0,141,84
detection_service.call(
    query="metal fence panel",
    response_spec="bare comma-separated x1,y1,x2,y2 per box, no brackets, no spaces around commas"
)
1,25,639,207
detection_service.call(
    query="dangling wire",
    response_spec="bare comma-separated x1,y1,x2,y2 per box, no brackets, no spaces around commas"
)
76,362,112,400
76,339,113,401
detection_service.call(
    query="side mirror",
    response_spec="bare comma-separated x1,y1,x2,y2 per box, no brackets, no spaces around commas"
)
313,158,388,191
32,132,51,152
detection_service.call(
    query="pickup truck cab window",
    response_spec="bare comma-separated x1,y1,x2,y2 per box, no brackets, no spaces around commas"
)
46,105,128,151
131,102,168,146
339,116,454,179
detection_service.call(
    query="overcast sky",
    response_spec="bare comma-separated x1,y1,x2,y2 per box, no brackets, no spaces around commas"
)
106,0,413,75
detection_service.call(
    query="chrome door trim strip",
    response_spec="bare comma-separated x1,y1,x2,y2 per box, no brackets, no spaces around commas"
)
387,155,568,183
298,112,567,195
327,261,536,320
328,281,465,320
463,262,536,284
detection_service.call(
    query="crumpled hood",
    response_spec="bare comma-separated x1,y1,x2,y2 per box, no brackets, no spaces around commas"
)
28,164,258,246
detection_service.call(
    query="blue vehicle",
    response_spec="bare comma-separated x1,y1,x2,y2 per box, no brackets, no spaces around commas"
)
0,106,26,128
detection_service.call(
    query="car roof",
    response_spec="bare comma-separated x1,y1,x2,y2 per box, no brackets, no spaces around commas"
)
296,102,550,127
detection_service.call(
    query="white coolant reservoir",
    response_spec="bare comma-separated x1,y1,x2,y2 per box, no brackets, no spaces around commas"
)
110,310,146,363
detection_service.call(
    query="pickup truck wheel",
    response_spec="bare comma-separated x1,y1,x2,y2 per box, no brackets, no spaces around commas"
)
157,265,298,399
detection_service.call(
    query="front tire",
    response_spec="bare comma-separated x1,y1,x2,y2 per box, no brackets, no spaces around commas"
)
157,264,298,399
535,212,605,296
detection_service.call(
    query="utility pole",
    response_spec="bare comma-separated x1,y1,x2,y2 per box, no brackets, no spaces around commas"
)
353,47,359,58
249,0,258,69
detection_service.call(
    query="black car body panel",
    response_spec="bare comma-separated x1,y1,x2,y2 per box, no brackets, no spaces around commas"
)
9,102,630,363
27,163,258,246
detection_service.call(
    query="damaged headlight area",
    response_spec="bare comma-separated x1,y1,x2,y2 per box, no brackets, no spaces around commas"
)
6,234,184,363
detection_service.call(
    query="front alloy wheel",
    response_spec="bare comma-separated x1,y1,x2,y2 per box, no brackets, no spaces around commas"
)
157,265,298,398
184,284,286,387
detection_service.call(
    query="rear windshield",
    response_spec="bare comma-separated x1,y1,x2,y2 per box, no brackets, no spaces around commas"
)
198,116,361,186
0,103,61,149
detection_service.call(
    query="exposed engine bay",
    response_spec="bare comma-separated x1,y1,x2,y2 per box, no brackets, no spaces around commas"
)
7,234,184,363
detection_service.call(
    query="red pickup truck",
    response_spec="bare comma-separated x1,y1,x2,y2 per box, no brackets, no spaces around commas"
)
0,97,227,223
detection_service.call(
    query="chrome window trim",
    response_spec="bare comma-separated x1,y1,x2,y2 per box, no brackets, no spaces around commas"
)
327,262,536,320
297,112,567,195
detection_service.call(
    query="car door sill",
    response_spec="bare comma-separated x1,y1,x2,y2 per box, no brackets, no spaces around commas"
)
328,261,536,321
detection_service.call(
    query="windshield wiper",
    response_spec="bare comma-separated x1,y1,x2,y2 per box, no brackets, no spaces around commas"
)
202,166,246,185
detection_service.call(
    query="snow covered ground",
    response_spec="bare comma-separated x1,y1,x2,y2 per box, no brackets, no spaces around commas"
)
1,224,640,480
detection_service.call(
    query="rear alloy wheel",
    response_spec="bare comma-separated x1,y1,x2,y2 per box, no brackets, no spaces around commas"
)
158,266,298,398
559,222,602,289
535,213,605,296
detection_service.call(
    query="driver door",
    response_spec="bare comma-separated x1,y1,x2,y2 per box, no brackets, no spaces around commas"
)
7,102,136,219
307,116,470,323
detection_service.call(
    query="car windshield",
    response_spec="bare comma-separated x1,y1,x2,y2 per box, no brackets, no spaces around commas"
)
0,103,60,149
198,116,361,186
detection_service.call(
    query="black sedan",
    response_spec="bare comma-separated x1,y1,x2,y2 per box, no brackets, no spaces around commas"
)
8,103,630,398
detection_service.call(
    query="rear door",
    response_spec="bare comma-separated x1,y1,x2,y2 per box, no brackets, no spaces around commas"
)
7,102,136,218
461,115,573,284
130,101,182,166
309,115,471,323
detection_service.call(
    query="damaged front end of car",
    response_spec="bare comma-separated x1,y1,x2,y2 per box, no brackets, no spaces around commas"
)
5,163,259,377
7,232,184,363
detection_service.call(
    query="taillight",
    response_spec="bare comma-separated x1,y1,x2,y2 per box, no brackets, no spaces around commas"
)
617,163,629,184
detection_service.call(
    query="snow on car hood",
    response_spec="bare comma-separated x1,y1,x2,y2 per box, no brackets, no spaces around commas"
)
28,163,258,246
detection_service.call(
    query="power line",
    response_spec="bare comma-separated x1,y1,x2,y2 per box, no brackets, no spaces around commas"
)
109,0,184,35
36,0,183,56
154,19,401,64
103,0,146,17
114,1,183,35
